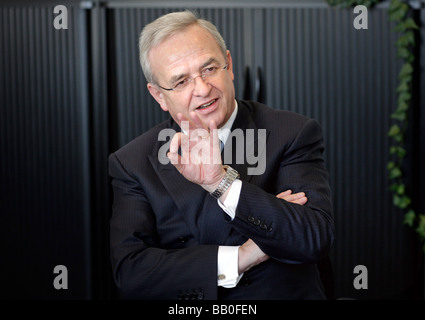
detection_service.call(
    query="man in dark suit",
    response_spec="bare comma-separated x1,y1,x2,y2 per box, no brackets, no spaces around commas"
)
109,10,335,300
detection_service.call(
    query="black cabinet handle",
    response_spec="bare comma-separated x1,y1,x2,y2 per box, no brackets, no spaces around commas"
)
243,65,252,100
255,66,264,103
243,65,264,102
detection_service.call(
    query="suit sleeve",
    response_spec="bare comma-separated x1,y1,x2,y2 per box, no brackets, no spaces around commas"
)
108,153,218,300
230,118,335,264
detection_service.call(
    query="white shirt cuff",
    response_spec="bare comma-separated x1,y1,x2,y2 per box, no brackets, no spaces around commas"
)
217,179,242,220
217,245,243,288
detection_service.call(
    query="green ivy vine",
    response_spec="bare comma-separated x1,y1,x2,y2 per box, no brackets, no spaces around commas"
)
327,0,425,253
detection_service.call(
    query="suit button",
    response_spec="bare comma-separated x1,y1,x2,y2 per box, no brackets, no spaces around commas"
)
254,219,261,226
178,236,188,243
267,225,273,232
241,277,251,286
260,222,267,230
247,215,255,223
197,292,204,300
178,291,186,300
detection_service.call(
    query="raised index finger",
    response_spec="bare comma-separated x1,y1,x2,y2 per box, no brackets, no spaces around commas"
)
176,112,208,132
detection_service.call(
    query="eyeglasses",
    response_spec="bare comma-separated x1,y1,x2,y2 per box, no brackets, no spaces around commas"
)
156,63,228,92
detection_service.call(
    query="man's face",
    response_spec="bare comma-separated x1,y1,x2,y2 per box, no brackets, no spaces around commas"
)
147,24,235,130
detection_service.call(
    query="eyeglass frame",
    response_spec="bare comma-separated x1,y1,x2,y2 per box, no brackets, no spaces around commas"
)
155,62,229,92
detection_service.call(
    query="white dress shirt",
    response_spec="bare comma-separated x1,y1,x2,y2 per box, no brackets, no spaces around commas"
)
215,101,244,288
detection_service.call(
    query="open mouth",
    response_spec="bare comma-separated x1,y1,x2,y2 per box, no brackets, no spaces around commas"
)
196,99,217,110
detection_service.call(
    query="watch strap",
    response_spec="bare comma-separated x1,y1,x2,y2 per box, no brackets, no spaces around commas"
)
210,165,240,199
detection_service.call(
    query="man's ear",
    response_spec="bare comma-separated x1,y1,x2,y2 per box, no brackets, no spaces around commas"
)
147,83,169,112
225,50,235,81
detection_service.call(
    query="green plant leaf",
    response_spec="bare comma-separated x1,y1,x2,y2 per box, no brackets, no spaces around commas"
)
390,111,406,121
396,31,415,47
399,63,413,79
394,146,406,159
415,215,425,238
388,0,398,10
389,1,408,21
405,31,415,45
396,183,405,195
404,18,420,30
389,183,398,192
388,124,401,137
389,146,407,157
388,0,403,13
393,194,411,209
401,195,411,208
398,92,411,105
403,209,416,227
389,134,402,143
396,101,409,113
389,167,402,180
396,81,409,93
397,47,410,59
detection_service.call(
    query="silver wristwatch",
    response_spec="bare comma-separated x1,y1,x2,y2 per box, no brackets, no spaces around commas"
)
210,165,240,199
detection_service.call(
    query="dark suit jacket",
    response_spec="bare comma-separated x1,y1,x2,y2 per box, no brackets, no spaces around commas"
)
109,100,335,300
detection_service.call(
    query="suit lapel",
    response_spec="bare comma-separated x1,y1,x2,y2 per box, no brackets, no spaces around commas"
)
148,120,206,239
148,155,205,240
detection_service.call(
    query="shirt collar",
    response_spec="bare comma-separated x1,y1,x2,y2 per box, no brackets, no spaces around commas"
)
217,100,238,146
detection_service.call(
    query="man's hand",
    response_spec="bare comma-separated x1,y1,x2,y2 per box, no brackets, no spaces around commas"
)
276,189,307,205
167,112,225,193
238,190,308,274
238,238,269,274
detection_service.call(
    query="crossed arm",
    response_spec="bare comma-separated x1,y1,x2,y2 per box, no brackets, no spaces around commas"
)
167,112,315,276
238,189,307,274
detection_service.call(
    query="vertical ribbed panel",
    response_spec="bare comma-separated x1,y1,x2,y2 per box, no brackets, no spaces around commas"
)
112,7,171,147
0,5,91,298
109,5,420,299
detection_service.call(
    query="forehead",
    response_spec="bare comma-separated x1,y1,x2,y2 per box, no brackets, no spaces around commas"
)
148,25,224,80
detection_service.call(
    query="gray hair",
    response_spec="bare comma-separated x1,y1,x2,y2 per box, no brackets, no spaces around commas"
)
139,10,227,84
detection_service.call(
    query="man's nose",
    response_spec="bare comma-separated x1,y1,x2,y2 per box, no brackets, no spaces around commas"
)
192,76,211,96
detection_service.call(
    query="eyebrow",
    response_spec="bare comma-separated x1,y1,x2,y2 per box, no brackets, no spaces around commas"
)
168,57,220,84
